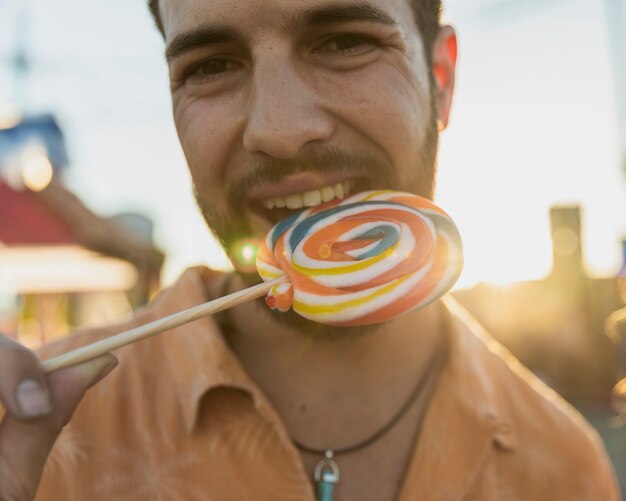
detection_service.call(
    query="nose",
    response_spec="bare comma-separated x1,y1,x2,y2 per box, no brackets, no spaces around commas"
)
242,56,334,159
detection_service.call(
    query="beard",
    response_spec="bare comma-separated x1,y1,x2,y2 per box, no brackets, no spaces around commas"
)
194,92,439,339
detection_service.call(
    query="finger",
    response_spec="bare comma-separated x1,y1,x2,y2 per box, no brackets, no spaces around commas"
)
0,353,117,501
0,334,52,420
43,353,119,419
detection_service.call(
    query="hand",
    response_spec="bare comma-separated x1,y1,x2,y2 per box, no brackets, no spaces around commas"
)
0,333,117,500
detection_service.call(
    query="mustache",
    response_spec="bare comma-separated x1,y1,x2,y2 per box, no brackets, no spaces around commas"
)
227,147,397,204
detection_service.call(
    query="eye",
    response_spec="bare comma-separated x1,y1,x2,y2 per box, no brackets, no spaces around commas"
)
317,33,380,56
184,58,239,83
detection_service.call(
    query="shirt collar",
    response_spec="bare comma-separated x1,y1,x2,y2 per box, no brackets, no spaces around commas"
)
152,267,519,484
148,267,259,434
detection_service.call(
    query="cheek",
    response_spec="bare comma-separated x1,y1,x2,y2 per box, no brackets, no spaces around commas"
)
173,95,242,190
318,59,431,165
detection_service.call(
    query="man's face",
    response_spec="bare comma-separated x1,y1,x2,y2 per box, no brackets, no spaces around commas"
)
162,0,443,256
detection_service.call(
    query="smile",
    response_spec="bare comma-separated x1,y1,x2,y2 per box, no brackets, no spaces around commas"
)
260,181,351,210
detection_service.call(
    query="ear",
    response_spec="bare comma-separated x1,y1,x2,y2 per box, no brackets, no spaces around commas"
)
432,25,458,130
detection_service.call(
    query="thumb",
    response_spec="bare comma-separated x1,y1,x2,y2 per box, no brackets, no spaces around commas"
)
0,354,117,500
49,353,120,402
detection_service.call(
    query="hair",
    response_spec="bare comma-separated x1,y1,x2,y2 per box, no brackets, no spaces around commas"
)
408,0,443,63
147,1,442,61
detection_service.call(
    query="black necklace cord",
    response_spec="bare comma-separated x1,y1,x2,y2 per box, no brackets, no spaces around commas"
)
214,271,452,458
292,304,451,457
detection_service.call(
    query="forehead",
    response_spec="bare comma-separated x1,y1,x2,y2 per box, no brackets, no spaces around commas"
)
159,0,417,41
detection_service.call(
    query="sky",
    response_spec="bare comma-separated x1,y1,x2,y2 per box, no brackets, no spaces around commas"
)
0,0,624,289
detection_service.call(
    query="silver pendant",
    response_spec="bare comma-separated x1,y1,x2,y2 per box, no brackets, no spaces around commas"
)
314,450,340,501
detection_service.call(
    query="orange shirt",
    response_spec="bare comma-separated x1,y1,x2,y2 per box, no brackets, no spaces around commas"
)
31,267,619,500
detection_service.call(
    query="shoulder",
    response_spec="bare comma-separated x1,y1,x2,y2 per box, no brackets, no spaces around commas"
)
510,357,617,497
445,298,620,499
491,348,618,498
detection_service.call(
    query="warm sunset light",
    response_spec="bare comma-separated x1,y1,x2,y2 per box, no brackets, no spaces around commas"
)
20,145,53,192
1,1,625,497
231,238,260,274
0,245,138,294
0,110,21,130
241,244,255,263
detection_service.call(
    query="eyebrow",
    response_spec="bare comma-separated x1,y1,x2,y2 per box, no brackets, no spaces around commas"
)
165,26,239,62
289,2,397,29
165,2,397,63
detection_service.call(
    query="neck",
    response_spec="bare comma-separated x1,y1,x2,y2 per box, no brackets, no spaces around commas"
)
222,274,444,449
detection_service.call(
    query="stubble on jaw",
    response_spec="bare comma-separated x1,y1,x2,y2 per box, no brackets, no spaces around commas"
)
192,77,440,339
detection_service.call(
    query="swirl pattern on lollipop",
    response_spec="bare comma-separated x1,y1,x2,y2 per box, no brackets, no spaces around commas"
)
256,190,463,326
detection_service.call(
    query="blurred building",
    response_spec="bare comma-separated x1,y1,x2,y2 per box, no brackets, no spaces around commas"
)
0,113,163,348
452,205,623,403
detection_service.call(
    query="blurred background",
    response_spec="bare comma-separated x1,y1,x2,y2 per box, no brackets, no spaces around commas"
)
0,0,625,494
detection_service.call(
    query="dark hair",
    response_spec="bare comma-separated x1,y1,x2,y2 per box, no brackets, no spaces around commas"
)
408,0,443,63
147,1,442,61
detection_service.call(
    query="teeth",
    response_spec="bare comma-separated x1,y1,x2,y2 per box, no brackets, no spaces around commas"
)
320,186,335,202
261,181,352,211
303,189,322,207
285,194,304,209
334,182,344,199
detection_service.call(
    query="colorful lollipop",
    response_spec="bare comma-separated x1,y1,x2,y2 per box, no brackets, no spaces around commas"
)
42,190,463,372
256,190,463,326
